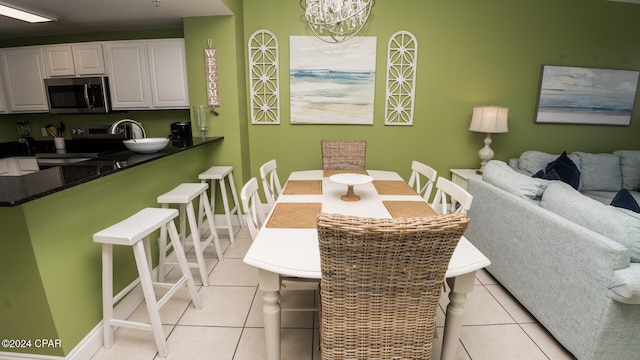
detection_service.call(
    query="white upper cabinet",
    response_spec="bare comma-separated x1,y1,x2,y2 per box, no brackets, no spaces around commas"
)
146,39,189,108
44,43,105,77
103,41,151,110
72,43,105,75
104,39,189,110
0,47,48,112
44,44,75,77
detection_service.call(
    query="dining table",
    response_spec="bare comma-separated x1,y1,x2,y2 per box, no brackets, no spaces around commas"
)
243,169,491,360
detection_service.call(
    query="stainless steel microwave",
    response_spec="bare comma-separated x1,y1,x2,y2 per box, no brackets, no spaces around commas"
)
44,76,111,114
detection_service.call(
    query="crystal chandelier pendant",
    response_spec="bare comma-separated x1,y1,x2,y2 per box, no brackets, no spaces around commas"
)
300,0,375,43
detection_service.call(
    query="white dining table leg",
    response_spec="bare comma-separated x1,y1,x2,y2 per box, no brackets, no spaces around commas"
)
441,271,476,360
258,269,281,360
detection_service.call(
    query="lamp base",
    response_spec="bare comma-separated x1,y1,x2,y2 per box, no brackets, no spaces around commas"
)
477,133,494,174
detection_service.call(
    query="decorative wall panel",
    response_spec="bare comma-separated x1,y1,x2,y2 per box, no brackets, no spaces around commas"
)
248,30,280,124
385,31,418,125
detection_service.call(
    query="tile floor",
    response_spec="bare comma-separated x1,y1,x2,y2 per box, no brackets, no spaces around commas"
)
90,227,577,360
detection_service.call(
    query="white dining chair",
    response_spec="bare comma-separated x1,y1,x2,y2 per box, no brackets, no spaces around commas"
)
407,160,437,202
431,177,473,215
259,159,282,209
240,178,265,241
241,177,319,312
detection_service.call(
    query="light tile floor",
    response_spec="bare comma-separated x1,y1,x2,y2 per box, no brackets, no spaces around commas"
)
90,227,577,360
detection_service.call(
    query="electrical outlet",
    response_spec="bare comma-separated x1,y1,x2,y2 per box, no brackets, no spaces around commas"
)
41,127,48,136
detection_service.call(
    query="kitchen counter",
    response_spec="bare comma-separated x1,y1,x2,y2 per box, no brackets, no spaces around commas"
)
0,136,223,207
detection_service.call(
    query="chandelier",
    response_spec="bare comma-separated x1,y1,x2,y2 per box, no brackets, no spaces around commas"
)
300,0,375,43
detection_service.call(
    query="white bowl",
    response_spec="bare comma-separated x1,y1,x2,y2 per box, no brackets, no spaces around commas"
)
123,138,170,153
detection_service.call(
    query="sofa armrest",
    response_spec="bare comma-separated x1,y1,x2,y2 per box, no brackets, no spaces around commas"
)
609,263,640,304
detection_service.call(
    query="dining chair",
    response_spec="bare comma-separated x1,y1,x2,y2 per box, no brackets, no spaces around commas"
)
321,140,367,170
240,177,319,311
240,177,265,240
407,160,438,202
431,176,474,214
259,159,282,209
316,212,470,360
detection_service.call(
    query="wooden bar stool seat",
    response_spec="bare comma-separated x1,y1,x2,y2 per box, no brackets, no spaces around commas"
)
93,207,202,358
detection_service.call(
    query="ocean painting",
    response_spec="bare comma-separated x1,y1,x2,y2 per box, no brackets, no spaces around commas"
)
535,65,639,126
290,36,376,124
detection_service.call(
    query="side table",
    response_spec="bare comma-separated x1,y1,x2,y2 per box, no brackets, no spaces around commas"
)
450,169,483,189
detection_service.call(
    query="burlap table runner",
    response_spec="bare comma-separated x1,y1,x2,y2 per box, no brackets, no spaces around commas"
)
282,180,323,195
266,202,323,228
373,180,418,195
323,169,369,177
383,201,438,218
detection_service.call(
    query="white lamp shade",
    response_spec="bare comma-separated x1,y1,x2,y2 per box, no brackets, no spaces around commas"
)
469,106,509,134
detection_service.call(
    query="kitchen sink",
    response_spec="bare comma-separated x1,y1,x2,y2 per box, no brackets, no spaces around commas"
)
35,152,96,166
36,157,92,165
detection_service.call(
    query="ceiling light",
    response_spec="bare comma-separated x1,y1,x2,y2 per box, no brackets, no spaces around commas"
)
0,3,55,23
300,0,374,43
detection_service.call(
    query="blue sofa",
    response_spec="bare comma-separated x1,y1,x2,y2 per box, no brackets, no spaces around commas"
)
465,157,640,360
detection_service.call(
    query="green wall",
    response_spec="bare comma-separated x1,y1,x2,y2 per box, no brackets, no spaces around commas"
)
241,0,640,183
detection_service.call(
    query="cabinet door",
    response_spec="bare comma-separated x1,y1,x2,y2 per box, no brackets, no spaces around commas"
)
146,39,190,108
103,41,151,109
72,43,105,75
44,45,75,77
0,47,48,112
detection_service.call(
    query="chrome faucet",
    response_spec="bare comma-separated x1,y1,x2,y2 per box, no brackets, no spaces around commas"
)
109,119,147,139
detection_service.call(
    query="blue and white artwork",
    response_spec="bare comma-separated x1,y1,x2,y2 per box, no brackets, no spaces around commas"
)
535,65,639,126
290,36,376,124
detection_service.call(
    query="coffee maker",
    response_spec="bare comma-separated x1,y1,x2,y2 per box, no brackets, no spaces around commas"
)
16,121,36,155
170,121,193,148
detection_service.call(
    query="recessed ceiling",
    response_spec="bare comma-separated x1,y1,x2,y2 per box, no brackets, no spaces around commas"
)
0,0,233,39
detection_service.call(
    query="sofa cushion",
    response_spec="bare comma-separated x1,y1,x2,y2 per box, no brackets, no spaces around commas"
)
614,150,640,191
609,264,640,304
611,189,640,213
574,152,622,192
541,181,640,262
483,160,548,201
544,151,581,190
518,150,581,176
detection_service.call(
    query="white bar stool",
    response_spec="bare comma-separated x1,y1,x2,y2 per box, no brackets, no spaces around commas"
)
157,183,223,287
93,207,202,358
198,166,245,243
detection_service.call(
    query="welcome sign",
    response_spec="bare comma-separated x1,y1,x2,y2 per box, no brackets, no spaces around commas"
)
204,40,220,106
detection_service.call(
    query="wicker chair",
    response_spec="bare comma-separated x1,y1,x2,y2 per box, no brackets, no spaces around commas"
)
316,213,470,360
321,140,367,170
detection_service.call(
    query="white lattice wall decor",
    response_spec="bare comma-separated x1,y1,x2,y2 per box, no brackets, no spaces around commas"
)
248,30,280,124
385,31,418,125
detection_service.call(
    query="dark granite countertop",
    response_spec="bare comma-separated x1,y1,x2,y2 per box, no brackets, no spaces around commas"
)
0,137,223,207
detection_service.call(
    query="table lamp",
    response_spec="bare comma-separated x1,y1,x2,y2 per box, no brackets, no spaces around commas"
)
469,105,509,174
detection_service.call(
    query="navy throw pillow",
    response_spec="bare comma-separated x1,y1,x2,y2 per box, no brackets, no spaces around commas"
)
531,151,580,189
611,188,640,213
544,151,581,190
532,168,561,181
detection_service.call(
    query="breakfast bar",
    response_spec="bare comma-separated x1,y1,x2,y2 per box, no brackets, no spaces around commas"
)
0,136,223,357
0,136,223,207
